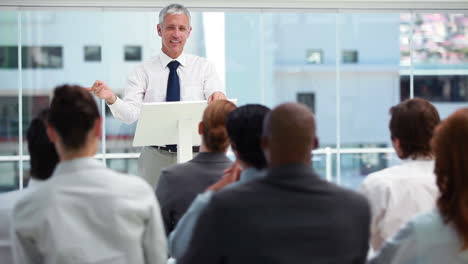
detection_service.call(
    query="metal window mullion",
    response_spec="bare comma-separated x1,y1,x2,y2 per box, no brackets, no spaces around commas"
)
325,147,332,182
259,11,266,105
409,11,415,99
335,12,342,185
17,11,24,190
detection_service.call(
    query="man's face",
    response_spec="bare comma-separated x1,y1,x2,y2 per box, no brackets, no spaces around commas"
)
157,13,191,59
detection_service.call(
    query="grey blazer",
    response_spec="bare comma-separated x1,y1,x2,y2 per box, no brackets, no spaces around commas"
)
179,164,371,264
155,152,232,235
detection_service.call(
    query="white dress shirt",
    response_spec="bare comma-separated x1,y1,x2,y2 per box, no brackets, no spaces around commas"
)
360,159,439,252
109,52,225,124
12,157,167,264
369,210,468,264
0,179,43,264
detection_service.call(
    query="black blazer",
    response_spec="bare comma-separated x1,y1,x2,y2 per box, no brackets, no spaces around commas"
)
179,164,371,264
155,152,232,235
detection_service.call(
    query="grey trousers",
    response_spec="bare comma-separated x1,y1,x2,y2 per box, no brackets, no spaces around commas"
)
138,146,177,189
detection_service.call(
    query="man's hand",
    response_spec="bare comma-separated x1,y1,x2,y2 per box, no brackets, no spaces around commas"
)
207,91,227,103
87,80,117,105
207,161,242,191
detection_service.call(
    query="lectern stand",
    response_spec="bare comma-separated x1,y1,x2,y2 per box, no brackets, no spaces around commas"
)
133,101,208,163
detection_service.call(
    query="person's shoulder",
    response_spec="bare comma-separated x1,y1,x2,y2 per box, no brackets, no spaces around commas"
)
99,168,155,196
326,180,370,208
209,178,265,207
411,210,443,230
145,55,162,65
0,189,24,210
185,54,213,66
130,55,161,73
365,161,435,188
401,210,449,244
362,164,404,189
13,183,53,221
160,161,197,181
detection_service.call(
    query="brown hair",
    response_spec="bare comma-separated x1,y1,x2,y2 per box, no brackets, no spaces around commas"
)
202,100,236,152
27,108,59,180
389,98,440,159
48,85,100,150
433,108,468,249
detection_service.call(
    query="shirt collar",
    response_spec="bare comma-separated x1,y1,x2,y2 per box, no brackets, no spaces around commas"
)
239,168,266,183
159,51,187,68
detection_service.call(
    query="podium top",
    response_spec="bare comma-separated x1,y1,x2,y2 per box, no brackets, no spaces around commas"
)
132,100,209,147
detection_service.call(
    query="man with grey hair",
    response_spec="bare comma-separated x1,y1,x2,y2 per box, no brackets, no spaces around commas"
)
178,103,371,264
89,3,227,187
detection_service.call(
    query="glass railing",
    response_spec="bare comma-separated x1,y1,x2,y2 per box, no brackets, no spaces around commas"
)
0,147,399,193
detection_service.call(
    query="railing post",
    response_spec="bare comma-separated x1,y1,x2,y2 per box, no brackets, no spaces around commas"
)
325,147,332,182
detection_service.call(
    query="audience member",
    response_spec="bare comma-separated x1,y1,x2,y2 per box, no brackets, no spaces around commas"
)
12,85,167,264
156,100,236,235
0,109,59,264
361,98,441,251
169,104,270,259
178,102,370,264
370,107,468,264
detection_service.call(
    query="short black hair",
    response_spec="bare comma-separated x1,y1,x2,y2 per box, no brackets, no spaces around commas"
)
226,104,270,169
389,98,440,159
27,109,59,180
48,85,100,150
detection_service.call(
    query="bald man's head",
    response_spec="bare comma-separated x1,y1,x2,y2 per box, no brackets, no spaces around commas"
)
262,103,318,167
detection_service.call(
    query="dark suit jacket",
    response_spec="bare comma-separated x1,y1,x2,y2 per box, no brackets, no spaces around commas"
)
178,164,371,264
155,152,232,235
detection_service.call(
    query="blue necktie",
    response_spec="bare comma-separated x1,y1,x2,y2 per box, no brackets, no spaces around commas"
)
166,60,180,101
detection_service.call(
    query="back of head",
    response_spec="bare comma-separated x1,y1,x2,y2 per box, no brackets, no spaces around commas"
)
159,3,191,25
48,85,100,151
27,109,59,181
226,104,270,169
202,100,237,152
432,108,468,249
263,103,317,166
389,98,440,159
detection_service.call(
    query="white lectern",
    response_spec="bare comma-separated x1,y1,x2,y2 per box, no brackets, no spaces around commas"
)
133,100,208,163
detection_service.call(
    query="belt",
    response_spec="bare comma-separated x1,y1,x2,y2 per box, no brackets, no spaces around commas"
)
151,144,200,153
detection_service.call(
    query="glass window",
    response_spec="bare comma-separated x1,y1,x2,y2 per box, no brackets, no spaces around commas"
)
0,11,19,192
342,50,358,64
2,8,468,189
407,13,468,120
106,158,139,176
0,161,19,192
20,11,105,162
337,13,401,187
413,13,468,67
269,13,338,160
84,45,101,62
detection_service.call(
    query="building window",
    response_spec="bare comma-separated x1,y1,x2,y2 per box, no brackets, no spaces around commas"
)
124,45,142,61
0,46,62,69
0,95,50,139
84,45,101,62
342,50,358,64
400,75,468,102
0,46,18,69
22,46,63,68
305,49,323,64
297,92,315,113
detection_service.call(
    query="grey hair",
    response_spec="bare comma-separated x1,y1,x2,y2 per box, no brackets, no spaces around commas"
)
158,4,191,26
